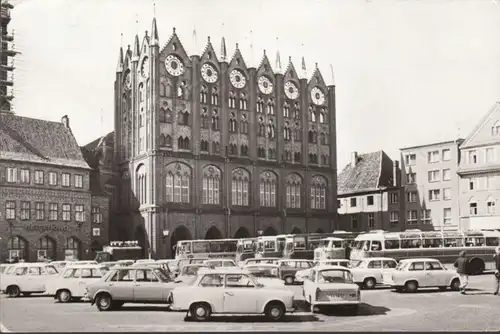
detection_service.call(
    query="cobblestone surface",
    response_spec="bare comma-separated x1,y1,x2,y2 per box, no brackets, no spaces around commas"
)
1,275,500,332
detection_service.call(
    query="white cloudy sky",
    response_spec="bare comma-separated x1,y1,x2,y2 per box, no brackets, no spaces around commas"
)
10,0,500,169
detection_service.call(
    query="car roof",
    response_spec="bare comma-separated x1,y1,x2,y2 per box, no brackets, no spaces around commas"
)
318,259,350,262
111,265,158,270
204,259,234,262
400,258,441,262
361,257,396,261
198,267,247,275
315,265,352,271
63,264,105,269
278,259,313,262
15,262,56,267
245,263,279,268
245,257,280,262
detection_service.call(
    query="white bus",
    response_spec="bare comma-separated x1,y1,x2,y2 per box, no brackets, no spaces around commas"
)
235,238,257,262
175,239,238,260
254,235,287,259
350,229,500,274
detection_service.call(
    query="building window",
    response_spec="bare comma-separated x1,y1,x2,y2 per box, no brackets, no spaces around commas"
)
469,178,476,190
75,205,85,222
286,175,302,209
406,173,416,184
442,169,451,181
367,195,374,206
136,165,148,205
368,213,375,229
337,200,341,208
20,169,30,184
406,191,417,203
350,216,358,229
5,201,16,219
62,173,71,187
92,207,103,223
49,203,58,221
66,237,81,261
469,202,477,215
485,148,495,163
442,149,451,161
443,208,452,225
421,209,431,223
487,199,496,214
62,204,71,221
8,236,27,261
468,150,477,164
389,192,399,204
232,169,250,206
443,188,451,200
34,170,44,185
202,171,220,205
93,228,101,237
38,236,56,261
429,189,440,201
49,172,58,186
260,173,277,208
20,201,30,220
390,211,399,224
407,210,418,224
350,198,357,207
166,172,190,204
428,170,440,182
74,175,83,188
405,154,416,166
35,202,44,220
428,150,440,163
6,167,17,183
310,176,327,210
492,123,500,136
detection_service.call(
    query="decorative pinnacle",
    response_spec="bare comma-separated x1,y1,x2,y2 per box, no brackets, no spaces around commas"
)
236,43,239,49
208,36,211,42
173,27,176,33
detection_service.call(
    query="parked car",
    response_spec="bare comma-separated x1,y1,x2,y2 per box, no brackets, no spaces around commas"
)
85,265,178,311
0,263,14,274
168,267,295,321
175,264,210,284
295,259,351,283
350,257,398,289
239,258,280,268
276,259,315,285
0,262,59,297
303,265,360,314
244,264,286,288
382,258,461,293
156,259,180,274
49,261,70,270
45,264,108,303
203,259,237,268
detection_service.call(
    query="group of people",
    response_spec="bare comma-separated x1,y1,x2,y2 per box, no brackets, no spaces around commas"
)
454,246,500,295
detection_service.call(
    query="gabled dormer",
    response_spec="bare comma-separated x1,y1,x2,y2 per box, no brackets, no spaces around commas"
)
160,28,192,67
200,36,221,79
308,64,328,108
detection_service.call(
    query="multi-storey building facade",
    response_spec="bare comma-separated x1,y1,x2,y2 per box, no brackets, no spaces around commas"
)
457,102,500,230
0,114,110,262
400,139,463,231
337,151,404,232
0,0,16,113
113,19,338,258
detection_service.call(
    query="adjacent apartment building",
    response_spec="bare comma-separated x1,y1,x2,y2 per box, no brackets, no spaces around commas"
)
400,139,463,231
337,151,404,232
457,102,500,230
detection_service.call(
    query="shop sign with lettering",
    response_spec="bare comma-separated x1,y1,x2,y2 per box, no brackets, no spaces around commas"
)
24,224,70,233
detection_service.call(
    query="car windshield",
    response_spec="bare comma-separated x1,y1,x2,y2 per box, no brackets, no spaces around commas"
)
152,268,170,282
318,269,353,284
396,262,409,271
5,266,15,274
246,267,279,278
45,266,58,275
182,266,203,276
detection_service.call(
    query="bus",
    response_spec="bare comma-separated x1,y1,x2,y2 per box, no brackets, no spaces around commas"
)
254,235,287,258
94,241,143,263
282,233,330,259
350,229,500,274
235,238,257,262
313,237,347,261
175,239,238,260
332,230,361,246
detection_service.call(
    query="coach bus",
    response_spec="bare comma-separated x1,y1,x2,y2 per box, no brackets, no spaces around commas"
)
350,229,500,274
281,233,336,259
254,235,287,258
175,238,238,260
235,238,257,262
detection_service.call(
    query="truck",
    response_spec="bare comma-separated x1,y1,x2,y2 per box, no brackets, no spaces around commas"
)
94,241,144,263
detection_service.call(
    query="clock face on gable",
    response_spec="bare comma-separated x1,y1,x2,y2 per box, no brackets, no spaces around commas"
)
229,69,246,89
201,63,219,83
165,54,185,77
284,81,299,100
258,76,273,95
311,86,325,105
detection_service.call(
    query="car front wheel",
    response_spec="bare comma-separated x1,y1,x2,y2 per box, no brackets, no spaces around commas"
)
190,303,211,322
57,290,72,303
405,281,418,293
265,302,286,321
7,286,20,298
96,293,113,311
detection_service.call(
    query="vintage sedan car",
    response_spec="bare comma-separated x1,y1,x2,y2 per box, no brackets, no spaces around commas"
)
350,257,398,289
244,264,285,288
85,265,178,311
303,265,360,314
276,259,315,285
156,259,180,274
382,258,461,293
0,262,59,297
203,259,237,268
49,261,70,271
174,264,210,284
239,258,280,268
45,264,108,303
295,259,351,283
168,267,295,321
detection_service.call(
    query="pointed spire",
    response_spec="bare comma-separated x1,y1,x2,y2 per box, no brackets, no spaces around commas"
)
151,17,159,46
300,43,307,79
133,34,140,60
249,30,255,68
192,24,198,55
275,37,282,74
329,64,335,86
116,45,124,72
220,23,227,62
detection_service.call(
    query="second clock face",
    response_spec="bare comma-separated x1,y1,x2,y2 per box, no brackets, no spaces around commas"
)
229,69,246,89
284,81,299,100
258,76,273,95
165,54,185,76
201,63,218,83
311,86,325,105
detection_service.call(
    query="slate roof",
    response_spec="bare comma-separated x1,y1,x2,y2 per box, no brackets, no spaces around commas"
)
0,113,90,169
337,151,384,195
80,131,115,195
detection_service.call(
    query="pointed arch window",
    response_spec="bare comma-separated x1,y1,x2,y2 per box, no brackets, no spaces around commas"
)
309,107,316,122
178,110,189,125
257,97,264,113
201,108,209,129
241,144,249,156
178,136,190,150
166,171,190,203
228,91,236,109
284,150,292,161
201,140,209,152
268,148,276,160
139,83,144,102
308,131,317,143
212,141,221,154
309,153,318,164
211,109,220,131
293,103,301,120
260,172,277,207
146,79,150,109
240,114,249,134
232,169,250,206
258,117,266,137
267,121,276,139
267,100,275,115
319,109,326,124
136,165,147,205
177,86,184,99
159,134,166,147
165,135,172,148
211,87,219,105
160,83,166,97
293,125,302,141
202,166,220,205
320,132,327,145
294,151,301,163
321,154,329,165
66,237,81,260
229,112,237,133
229,143,238,155
283,102,290,118
284,122,291,141
200,86,208,104
239,93,247,110
286,174,302,208
258,147,266,158
310,176,327,210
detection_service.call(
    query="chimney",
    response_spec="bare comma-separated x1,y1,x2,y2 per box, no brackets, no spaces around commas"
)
393,160,400,187
61,115,70,129
351,152,358,167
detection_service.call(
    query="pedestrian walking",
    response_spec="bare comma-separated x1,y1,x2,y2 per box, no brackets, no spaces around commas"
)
493,246,500,295
454,250,469,294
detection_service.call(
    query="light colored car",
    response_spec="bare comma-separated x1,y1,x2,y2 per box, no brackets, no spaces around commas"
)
239,258,280,268
303,265,360,314
0,262,59,297
50,261,70,270
156,259,180,273
350,257,398,289
168,267,295,321
295,259,351,283
0,263,14,274
135,259,157,264
243,264,286,288
45,264,108,303
72,261,98,265
85,265,178,311
276,259,315,285
175,264,210,284
203,259,237,268
382,258,461,293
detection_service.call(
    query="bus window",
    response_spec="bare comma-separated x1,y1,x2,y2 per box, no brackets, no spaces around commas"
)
308,240,321,250
286,242,293,252
465,237,485,247
177,241,192,255
209,241,221,253
444,238,463,247
332,240,343,248
294,237,306,250
423,238,443,248
401,239,421,249
257,242,263,252
486,237,499,247
264,240,276,250
371,240,382,251
384,239,400,250
193,241,210,253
